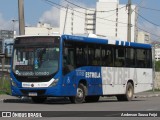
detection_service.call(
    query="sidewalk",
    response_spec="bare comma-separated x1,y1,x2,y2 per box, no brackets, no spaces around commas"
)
134,91,160,98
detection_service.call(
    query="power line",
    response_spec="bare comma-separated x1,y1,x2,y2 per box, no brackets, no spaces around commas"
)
42,0,160,39
42,0,66,8
42,0,87,20
133,0,160,28
63,0,126,13
43,0,128,25
43,0,62,9
136,11,160,27
137,26,160,38
138,6,160,12
63,0,96,12
43,0,126,27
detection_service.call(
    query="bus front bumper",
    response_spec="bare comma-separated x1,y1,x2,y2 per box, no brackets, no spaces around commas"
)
11,85,63,97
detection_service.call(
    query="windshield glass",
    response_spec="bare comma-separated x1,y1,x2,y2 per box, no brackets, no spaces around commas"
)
12,36,60,76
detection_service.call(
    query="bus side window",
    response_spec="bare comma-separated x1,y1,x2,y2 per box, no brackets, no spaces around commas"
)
136,49,146,68
101,46,113,67
146,50,152,68
114,48,125,67
76,44,87,67
88,46,94,66
125,48,135,67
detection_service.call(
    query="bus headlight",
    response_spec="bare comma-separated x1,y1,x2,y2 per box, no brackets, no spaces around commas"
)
49,78,59,87
10,78,18,87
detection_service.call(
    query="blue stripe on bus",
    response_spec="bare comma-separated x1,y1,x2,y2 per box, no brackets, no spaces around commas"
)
130,42,151,49
62,35,108,45
125,42,130,46
61,35,152,49
116,41,119,45
121,41,124,46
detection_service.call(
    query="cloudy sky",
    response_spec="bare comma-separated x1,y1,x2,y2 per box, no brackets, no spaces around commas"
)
0,0,160,40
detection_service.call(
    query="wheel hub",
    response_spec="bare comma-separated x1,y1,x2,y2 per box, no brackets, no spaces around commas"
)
77,88,83,98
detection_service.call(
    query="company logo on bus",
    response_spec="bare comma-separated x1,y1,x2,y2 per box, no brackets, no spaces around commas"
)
85,72,101,78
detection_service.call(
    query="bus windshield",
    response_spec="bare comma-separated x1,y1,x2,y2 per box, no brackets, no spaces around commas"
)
12,36,60,76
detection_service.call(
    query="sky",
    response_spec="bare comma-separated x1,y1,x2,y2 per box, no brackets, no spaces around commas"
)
0,0,160,40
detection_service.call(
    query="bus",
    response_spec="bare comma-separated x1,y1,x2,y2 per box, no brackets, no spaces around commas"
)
10,34,153,103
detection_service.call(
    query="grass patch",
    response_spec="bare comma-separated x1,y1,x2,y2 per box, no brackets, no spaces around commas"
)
0,75,11,95
147,89,160,92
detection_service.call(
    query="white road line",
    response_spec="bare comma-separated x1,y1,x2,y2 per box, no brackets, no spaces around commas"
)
146,108,158,111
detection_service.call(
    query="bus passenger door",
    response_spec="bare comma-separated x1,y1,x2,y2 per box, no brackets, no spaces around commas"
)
62,41,76,95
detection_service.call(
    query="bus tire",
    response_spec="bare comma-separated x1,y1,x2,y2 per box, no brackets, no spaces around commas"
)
117,82,134,101
31,96,47,103
125,82,134,101
69,83,85,104
85,96,100,103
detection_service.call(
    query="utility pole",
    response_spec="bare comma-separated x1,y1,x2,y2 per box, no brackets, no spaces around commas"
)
127,0,132,42
18,0,25,35
63,5,69,34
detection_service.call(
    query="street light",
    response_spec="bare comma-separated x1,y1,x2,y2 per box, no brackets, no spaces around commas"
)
12,20,18,31
12,19,18,37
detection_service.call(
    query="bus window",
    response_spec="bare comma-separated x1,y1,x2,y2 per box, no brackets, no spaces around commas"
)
114,47,125,67
76,43,87,67
101,46,113,66
95,48,101,65
88,45,94,66
146,50,152,68
136,49,146,68
125,48,135,67
88,44,101,66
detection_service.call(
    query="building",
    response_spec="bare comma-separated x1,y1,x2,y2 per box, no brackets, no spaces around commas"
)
137,31,151,44
60,0,137,42
96,0,137,42
155,47,160,61
85,9,96,34
152,42,160,61
25,23,59,35
60,8,96,35
0,30,14,40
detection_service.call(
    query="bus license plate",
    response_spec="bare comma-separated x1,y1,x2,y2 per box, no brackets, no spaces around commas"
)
29,92,37,96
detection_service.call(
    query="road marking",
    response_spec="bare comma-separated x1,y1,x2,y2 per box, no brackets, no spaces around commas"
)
146,108,158,111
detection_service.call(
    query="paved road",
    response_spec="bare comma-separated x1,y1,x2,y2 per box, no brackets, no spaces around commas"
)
1,96,160,111
0,96,160,119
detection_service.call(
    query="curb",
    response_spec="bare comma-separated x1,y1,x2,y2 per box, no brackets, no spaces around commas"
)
1,97,70,103
134,94,160,98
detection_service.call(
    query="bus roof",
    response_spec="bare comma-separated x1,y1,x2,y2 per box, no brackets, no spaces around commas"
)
62,34,152,49
14,34,152,49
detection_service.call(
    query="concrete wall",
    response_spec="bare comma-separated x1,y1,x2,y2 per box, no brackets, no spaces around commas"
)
155,72,160,89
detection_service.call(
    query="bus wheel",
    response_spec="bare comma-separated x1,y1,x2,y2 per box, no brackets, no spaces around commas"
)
31,97,47,103
69,83,85,104
117,82,134,101
125,82,134,101
85,96,100,103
